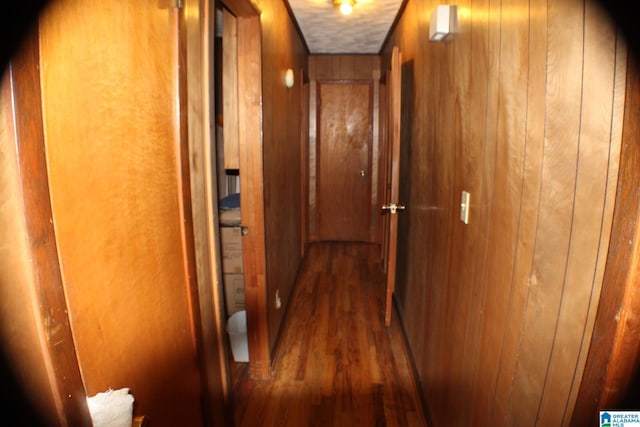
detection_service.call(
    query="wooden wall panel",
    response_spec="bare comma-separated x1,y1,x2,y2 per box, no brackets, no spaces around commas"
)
537,2,618,424
308,55,382,243
571,53,640,426
39,1,204,425
383,0,628,424
491,0,547,421
506,0,585,422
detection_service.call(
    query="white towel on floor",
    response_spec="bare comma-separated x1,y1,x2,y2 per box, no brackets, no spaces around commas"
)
86,388,134,427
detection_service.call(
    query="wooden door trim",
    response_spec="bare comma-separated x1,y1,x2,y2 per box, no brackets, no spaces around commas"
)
219,0,270,380
316,80,374,242
384,47,401,326
223,0,260,18
380,74,390,267
236,14,271,380
180,0,232,424
9,32,91,426
571,57,640,425
301,72,310,257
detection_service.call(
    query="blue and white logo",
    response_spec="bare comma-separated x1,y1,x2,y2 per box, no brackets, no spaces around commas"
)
601,411,640,427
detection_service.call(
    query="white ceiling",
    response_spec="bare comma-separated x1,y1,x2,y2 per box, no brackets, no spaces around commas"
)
286,0,404,54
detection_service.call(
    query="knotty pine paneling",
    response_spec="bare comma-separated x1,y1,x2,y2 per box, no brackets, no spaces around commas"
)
382,0,628,425
308,55,382,243
249,0,308,355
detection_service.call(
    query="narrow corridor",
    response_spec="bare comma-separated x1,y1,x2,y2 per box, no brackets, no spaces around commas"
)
231,242,427,426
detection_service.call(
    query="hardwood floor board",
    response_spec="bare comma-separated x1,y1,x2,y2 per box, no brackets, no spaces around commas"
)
232,242,427,426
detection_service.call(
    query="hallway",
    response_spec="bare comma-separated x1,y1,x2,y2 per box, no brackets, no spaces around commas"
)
231,242,427,426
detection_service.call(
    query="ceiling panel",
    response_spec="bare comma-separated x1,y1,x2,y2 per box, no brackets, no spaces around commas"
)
286,0,404,54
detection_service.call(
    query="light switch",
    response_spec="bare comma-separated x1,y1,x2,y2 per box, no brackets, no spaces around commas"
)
460,191,470,224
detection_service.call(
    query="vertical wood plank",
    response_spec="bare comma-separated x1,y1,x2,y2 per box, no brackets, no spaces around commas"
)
237,15,271,379
505,0,585,422
183,0,231,424
457,1,492,421
538,0,619,423
491,0,547,422
463,0,502,423
471,0,530,424
570,53,639,427
565,32,627,427
223,8,239,169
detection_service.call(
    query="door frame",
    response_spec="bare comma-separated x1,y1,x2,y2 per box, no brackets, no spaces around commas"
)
218,0,271,380
383,47,402,326
181,0,233,424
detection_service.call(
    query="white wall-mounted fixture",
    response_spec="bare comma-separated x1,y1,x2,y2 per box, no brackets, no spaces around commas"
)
460,190,470,224
429,5,458,41
284,68,294,88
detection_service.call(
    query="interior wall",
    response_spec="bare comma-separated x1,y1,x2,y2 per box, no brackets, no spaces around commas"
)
307,55,382,244
383,0,627,425
38,0,205,425
250,0,308,353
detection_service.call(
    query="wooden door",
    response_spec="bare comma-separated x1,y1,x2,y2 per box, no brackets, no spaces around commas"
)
38,0,206,424
317,82,373,242
384,47,403,326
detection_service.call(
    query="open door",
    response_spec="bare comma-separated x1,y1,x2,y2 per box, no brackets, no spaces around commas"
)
383,46,403,327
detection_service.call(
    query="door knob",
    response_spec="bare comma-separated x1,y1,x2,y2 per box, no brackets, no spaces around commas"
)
381,203,406,214
360,170,366,177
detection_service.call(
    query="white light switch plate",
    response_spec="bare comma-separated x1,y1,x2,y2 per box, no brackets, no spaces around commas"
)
460,191,470,224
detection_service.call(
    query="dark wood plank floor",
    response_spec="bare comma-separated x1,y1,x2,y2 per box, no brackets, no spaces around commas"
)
231,242,427,426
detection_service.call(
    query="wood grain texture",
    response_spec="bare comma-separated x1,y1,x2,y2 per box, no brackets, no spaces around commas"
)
223,8,239,170
39,1,204,424
301,78,310,257
0,34,92,426
183,0,231,425
236,14,271,379
308,55,382,243
384,47,402,327
571,52,640,427
317,82,373,241
232,243,427,427
382,0,627,424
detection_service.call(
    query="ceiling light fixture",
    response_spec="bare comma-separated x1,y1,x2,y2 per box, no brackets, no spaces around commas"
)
333,0,355,15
